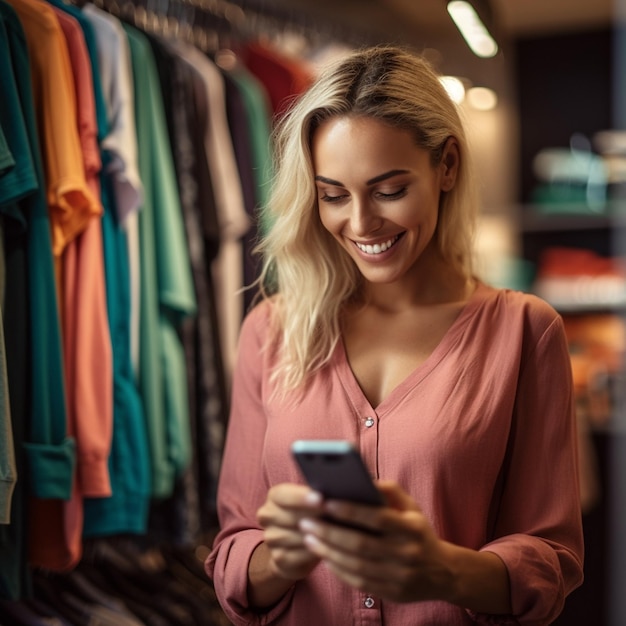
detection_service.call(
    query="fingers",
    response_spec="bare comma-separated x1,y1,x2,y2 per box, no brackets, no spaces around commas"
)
265,532,319,581
257,484,323,530
268,483,323,508
297,491,435,573
320,495,424,539
299,519,427,602
256,484,326,582
299,513,426,562
298,512,440,604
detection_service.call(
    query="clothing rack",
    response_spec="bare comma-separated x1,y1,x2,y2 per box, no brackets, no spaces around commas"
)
0,0,366,626
91,0,369,52
0,0,326,608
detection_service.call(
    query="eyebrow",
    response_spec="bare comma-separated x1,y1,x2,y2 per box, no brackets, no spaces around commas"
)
314,169,410,187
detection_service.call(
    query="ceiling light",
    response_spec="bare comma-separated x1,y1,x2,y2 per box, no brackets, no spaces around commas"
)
466,86,498,110
447,1,498,58
440,76,466,104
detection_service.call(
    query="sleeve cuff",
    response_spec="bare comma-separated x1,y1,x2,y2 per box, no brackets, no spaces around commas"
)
23,437,76,499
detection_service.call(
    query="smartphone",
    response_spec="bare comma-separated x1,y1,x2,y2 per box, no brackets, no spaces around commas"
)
291,439,384,506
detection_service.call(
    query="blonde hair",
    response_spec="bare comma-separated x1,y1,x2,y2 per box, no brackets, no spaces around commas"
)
254,45,478,393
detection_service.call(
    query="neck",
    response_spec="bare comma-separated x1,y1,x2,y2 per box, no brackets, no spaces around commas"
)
359,262,474,313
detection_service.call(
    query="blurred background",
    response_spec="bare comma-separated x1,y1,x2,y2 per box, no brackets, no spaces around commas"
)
2,0,625,624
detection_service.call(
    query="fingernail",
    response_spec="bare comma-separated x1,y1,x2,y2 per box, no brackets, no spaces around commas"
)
305,491,323,505
299,518,318,533
324,500,340,513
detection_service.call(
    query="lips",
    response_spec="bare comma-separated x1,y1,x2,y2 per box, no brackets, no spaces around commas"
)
354,234,401,255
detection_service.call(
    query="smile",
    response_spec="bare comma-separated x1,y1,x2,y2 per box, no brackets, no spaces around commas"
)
355,235,400,255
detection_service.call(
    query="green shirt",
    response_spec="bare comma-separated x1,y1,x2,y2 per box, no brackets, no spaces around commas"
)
124,24,196,499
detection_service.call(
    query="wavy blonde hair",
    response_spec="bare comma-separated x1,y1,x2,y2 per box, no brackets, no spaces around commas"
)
254,45,478,393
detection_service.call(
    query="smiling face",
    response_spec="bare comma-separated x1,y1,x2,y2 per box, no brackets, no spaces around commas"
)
312,115,459,293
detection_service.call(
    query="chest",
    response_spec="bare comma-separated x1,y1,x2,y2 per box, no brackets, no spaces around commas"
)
342,304,465,407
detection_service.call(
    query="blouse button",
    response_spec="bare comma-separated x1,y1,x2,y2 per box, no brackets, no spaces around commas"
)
364,596,375,608
364,417,375,428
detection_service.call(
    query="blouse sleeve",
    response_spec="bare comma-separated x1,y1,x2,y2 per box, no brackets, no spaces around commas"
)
473,311,584,625
205,302,295,625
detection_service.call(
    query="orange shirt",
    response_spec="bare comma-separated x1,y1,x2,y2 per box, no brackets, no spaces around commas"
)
8,0,100,260
53,4,112,500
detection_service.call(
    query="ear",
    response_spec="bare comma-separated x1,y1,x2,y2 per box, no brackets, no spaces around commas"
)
439,137,460,192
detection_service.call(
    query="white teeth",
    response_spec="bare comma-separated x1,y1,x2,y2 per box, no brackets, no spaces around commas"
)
356,236,399,255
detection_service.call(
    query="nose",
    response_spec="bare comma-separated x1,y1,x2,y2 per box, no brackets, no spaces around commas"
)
349,196,382,237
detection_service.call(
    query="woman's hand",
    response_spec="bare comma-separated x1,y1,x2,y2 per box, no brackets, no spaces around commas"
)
248,483,325,609
257,482,326,580
298,481,511,613
297,480,451,603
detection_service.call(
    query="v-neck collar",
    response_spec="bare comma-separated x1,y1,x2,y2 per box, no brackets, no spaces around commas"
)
333,281,490,415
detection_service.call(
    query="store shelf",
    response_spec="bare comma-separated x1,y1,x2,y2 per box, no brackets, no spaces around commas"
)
517,203,626,233
533,276,626,313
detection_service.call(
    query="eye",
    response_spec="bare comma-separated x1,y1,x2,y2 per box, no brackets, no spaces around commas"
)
319,192,348,204
375,187,408,200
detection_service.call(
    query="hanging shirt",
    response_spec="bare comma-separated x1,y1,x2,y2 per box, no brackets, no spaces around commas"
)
221,62,273,311
2,0,74,574
0,31,37,219
81,3,151,537
53,5,113,500
207,282,584,625
7,0,99,262
171,41,250,384
240,40,313,122
0,2,37,598
123,23,197,500
148,35,231,541
0,25,34,530
81,4,144,378
7,0,100,572
17,4,115,572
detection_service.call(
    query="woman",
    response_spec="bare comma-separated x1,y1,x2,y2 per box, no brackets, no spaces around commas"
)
206,45,584,625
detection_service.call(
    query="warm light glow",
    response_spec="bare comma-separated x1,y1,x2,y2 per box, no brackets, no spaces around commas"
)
440,76,466,104
447,1,498,58
466,86,498,110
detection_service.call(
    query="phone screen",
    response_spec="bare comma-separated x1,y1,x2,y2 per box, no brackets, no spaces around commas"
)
291,440,384,506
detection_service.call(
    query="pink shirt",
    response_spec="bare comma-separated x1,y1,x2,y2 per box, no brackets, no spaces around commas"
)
207,282,584,625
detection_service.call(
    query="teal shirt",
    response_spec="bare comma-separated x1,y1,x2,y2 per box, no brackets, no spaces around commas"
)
124,24,196,499
0,0,72,600
0,10,31,601
83,152,152,536
81,5,151,537
0,24,37,219
0,1,73,501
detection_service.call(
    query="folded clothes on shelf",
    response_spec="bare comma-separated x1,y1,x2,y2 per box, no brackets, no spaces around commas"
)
533,247,626,311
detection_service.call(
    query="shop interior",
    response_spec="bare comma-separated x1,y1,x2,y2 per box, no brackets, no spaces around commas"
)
1,0,624,624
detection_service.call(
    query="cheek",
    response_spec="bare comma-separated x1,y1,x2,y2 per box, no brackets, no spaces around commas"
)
318,207,340,236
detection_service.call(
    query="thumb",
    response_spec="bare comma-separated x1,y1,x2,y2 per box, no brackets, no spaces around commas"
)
376,480,422,512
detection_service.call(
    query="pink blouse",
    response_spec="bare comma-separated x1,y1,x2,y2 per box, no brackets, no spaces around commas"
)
206,282,584,625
